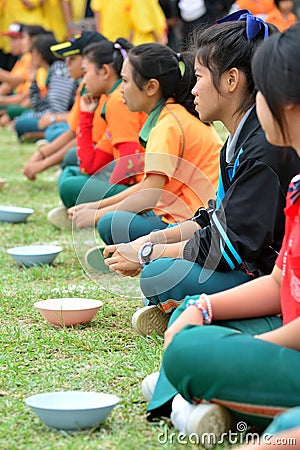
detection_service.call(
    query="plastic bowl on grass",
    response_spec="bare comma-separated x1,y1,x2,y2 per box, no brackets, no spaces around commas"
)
0,178,7,189
0,205,34,223
25,391,120,430
7,244,62,267
34,298,103,327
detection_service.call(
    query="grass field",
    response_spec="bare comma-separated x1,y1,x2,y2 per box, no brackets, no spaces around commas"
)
0,126,229,450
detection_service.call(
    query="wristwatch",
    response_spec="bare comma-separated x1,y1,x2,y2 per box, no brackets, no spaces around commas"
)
138,242,154,266
49,114,57,124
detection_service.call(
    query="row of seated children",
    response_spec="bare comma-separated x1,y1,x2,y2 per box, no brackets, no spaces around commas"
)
98,12,300,442
16,13,300,443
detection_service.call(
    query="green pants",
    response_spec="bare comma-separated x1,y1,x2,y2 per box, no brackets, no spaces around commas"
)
60,147,78,169
5,104,30,119
58,165,129,208
148,296,297,428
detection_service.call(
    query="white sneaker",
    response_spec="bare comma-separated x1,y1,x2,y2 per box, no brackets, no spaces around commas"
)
140,295,149,306
171,394,233,438
131,305,170,336
47,205,72,230
141,372,160,402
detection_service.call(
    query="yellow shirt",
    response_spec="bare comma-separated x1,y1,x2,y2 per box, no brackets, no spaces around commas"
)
63,0,87,24
91,0,132,41
144,101,222,223
2,0,45,53
130,0,167,45
42,0,67,41
0,0,4,51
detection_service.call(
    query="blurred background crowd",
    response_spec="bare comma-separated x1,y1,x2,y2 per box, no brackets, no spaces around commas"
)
0,0,299,142
1,0,300,70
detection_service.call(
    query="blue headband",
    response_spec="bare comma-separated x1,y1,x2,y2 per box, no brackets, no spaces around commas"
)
217,9,269,41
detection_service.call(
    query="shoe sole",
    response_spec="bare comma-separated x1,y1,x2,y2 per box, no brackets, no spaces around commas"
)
132,306,169,336
85,246,110,273
141,372,160,402
47,207,72,230
186,403,233,439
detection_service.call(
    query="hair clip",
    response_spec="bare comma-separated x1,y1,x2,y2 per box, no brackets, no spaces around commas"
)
114,42,127,61
217,9,269,40
176,53,186,77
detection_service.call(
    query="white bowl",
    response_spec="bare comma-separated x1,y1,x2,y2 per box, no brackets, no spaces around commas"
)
0,205,34,223
25,391,120,430
34,298,103,327
7,244,62,267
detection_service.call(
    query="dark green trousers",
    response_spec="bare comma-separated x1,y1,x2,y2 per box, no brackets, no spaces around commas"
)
148,296,299,428
58,165,128,208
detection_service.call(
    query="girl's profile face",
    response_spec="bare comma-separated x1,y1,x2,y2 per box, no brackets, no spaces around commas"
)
120,58,148,113
10,36,22,56
81,57,105,98
192,60,224,123
21,32,31,53
66,54,83,80
256,91,287,147
30,47,43,69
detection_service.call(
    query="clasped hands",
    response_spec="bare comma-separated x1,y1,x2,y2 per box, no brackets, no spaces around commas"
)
103,239,146,277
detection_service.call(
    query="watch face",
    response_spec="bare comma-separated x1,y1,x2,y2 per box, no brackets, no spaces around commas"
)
142,245,152,257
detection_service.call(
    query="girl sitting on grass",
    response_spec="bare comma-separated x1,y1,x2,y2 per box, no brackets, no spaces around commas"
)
47,38,147,229
143,21,300,443
70,42,221,261
103,11,299,337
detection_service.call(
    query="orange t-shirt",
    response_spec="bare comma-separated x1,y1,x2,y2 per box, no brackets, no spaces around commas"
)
236,0,274,15
67,82,107,143
144,101,222,223
12,53,31,94
266,7,297,32
11,53,47,96
96,86,147,161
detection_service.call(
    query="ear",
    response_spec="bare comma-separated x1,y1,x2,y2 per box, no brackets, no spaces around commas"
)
101,64,113,80
226,68,240,93
285,103,295,111
145,78,160,97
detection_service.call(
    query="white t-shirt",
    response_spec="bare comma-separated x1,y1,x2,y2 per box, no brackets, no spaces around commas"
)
178,0,206,22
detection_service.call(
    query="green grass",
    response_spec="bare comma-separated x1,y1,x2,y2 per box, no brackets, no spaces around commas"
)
0,128,192,450
0,125,229,450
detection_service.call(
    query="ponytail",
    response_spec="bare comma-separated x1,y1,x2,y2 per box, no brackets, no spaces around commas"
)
83,38,133,77
127,43,198,117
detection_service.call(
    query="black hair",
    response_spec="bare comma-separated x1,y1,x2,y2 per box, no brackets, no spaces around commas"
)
127,43,198,117
82,38,133,77
22,25,50,39
252,23,300,142
194,21,277,116
30,34,59,65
